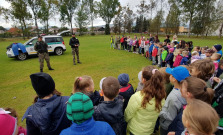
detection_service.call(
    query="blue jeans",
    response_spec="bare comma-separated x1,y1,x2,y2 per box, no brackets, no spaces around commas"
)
139,47,142,54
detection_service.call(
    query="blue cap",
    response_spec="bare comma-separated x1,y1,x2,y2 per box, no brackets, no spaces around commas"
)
150,41,154,44
166,66,190,82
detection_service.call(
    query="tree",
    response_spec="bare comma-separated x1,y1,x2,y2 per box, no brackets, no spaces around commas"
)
136,0,149,33
8,0,32,39
39,0,58,34
26,0,42,35
150,10,163,34
0,26,6,31
98,0,120,35
178,0,199,37
59,0,80,34
87,0,97,33
113,9,123,34
113,17,119,34
122,5,135,34
143,17,149,32
76,0,89,36
165,0,181,34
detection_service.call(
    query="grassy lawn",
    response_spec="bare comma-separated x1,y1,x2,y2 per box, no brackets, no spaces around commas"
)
0,34,222,127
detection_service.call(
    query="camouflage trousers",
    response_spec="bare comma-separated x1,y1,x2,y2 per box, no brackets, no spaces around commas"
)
72,48,80,64
38,52,51,69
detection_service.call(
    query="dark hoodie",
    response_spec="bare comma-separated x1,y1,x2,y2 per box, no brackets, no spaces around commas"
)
22,95,71,135
93,98,127,135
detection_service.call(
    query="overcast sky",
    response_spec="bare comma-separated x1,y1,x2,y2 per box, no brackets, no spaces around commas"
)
0,0,157,28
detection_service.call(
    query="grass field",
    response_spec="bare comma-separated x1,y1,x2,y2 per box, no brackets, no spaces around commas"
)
0,34,222,127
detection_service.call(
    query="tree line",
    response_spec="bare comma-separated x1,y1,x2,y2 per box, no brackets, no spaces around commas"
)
0,0,223,39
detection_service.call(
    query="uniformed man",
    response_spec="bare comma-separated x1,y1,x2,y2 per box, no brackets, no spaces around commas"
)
69,33,81,65
34,35,54,72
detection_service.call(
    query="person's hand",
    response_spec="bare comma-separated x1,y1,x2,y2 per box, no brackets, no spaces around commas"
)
213,77,221,83
168,132,175,135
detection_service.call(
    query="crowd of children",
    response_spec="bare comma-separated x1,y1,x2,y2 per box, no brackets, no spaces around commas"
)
1,35,223,135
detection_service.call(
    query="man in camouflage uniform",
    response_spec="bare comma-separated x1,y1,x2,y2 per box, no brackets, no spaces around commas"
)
69,33,81,65
34,36,54,72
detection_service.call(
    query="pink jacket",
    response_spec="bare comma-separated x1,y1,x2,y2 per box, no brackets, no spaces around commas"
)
173,55,183,67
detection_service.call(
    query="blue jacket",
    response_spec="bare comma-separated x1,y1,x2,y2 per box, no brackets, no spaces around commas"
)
60,117,115,135
93,98,127,135
149,44,154,53
22,95,71,135
165,53,174,64
167,108,184,135
11,43,27,56
217,50,222,62
180,56,189,65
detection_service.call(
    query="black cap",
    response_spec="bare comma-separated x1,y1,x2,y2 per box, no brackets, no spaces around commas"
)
38,35,42,38
30,73,55,98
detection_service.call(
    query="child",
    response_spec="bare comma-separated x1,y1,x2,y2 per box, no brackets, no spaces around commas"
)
93,77,126,135
180,51,189,65
191,51,200,63
161,46,168,67
23,72,71,135
125,66,166,135
60,93,115,135
73,75,102,106
182,99,219,135
138,38,142,54
189,59,215,87
165,48,174,68
136,71,144,92
110,35,114,49
173,49,183,67
132,38,137,53
194,46,201,55
200,46,208,59
145,38,150,58
157,42,163,67
181,76,214,104
128,37,133,52
211,53,222,70
0,108,26,135
118,73,134,111
159,66,190,135
213,44,222,62
216,59,223,77
167,76,214,135
149,41,154,60
205,48,215,57
152,44,158,65
159,67,173,98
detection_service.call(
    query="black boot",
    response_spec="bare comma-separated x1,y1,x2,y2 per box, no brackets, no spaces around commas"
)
40,69,43,72
49,68,54,70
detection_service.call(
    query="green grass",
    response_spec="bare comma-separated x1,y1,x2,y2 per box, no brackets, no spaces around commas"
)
0,35,222,127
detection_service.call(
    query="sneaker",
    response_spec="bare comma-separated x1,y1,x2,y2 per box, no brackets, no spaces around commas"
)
78,62,81,64
74,63,76,65
49,68,54,70
40,69,43,72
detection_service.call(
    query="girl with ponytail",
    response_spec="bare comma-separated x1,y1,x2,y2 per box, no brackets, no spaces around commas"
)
124,66,166,135
72,75,102,106
181,76,214,104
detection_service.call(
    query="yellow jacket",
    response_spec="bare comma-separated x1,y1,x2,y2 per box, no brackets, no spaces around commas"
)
124,91,165,135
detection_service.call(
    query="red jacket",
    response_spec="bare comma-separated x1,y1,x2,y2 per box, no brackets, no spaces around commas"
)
152,47,158,57
173,55,183,67
120,37,124,43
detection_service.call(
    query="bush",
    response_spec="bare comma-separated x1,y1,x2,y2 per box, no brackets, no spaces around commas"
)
91,32,95,36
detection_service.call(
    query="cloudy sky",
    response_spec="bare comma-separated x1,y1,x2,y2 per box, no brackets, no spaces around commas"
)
0,0,159,28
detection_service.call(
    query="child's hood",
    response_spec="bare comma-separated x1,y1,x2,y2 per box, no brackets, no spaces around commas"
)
98,98,124,124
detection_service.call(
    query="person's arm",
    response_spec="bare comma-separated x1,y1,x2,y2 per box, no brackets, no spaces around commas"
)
160,98,181,123
34,42,38,51
69,38,72,46
124,93,139,122
26,118,41,135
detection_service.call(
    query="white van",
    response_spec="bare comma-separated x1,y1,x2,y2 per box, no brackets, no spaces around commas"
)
6,35,66,60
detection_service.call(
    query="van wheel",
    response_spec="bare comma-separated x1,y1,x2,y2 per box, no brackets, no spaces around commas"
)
55,48,63,55
17,52,27,60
